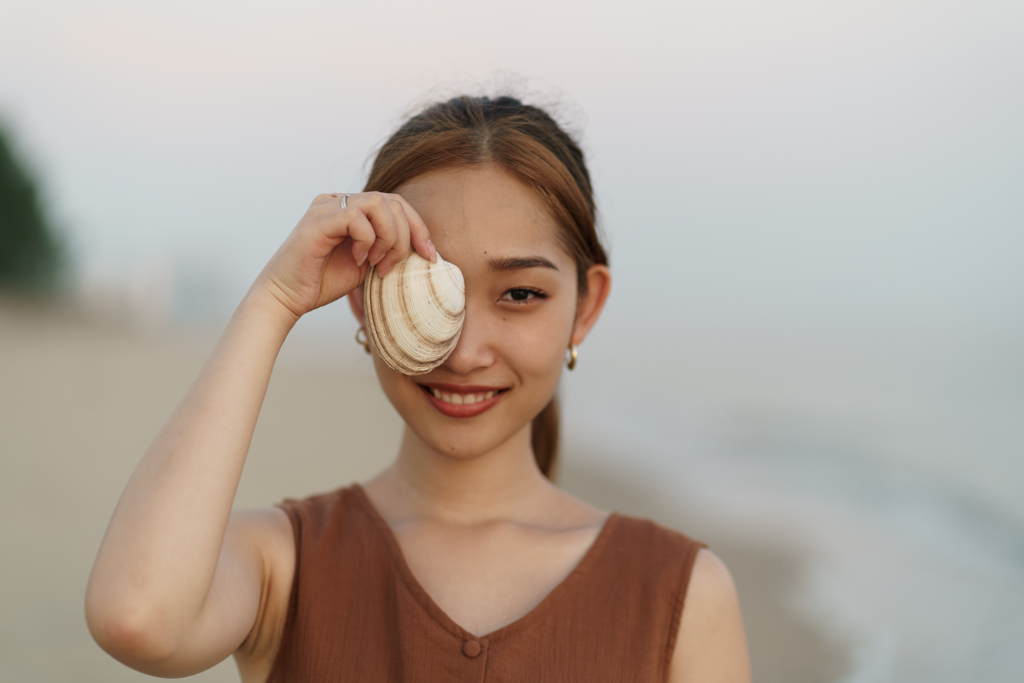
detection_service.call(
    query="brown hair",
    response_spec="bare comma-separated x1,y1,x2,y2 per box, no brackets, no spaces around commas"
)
364,95,608,478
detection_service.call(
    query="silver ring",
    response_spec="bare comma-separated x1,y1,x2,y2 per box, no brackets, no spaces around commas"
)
340,193,352,209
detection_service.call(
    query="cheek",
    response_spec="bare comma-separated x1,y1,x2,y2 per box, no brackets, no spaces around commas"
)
501,307,575,377
373,357,419,411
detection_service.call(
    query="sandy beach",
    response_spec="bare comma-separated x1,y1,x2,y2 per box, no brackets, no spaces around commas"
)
0,297,846,682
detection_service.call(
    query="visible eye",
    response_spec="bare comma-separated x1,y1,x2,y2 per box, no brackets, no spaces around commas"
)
501,287,548,304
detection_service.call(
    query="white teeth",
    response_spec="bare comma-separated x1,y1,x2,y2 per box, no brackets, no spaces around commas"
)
428,388,500,405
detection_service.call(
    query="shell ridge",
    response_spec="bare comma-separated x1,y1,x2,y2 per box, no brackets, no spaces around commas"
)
363,252,465,376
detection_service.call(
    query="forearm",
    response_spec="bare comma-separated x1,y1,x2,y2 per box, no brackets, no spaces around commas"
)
86,284,297,648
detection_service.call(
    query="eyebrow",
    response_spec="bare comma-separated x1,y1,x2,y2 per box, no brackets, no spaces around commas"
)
487,256,560,272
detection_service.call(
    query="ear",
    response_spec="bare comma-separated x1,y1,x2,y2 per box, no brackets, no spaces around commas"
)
571,264,611,346
348,287,367,326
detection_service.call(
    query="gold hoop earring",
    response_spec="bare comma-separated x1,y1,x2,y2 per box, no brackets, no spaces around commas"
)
355,326,371,355
566,342,578,371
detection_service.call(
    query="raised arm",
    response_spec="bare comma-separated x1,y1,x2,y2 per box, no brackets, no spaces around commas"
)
85,192,434,677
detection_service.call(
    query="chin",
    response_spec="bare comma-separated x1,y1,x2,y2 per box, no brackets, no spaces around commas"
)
408,417,531,463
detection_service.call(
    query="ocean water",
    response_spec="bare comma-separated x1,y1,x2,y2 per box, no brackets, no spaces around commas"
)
561,327,1024,682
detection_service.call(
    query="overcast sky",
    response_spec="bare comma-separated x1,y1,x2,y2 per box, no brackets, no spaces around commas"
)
2,0,1022,338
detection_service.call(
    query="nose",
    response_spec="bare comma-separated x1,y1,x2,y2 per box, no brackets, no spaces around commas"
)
441,299,496,375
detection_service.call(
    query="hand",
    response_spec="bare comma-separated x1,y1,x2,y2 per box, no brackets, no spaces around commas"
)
255,192,436,320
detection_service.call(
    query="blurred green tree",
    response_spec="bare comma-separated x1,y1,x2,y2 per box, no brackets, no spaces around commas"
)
0,122,65,292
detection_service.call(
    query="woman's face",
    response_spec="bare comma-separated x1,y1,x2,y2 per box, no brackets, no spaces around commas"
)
358,164,608,462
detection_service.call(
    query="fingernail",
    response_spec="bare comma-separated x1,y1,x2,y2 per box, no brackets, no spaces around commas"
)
427,239,437,261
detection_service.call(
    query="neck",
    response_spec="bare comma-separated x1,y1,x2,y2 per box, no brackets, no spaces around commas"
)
371,425,554,525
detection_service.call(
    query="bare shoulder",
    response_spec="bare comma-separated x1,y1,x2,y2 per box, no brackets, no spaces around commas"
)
228,507,296,682
669,549,751,683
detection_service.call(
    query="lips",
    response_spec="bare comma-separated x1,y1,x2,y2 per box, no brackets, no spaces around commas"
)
419,383,508,418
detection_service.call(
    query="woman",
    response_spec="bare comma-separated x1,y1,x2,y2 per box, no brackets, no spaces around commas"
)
86,95,750,681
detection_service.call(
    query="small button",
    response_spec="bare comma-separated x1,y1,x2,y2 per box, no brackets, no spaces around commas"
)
462,639,482,658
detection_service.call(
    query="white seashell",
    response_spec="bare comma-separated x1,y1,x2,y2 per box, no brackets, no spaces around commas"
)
363,252,466,375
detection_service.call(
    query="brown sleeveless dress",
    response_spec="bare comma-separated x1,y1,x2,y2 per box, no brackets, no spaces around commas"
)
266,485,704,682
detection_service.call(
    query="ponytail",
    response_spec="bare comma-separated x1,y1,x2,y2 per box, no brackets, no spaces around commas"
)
531,395,559,479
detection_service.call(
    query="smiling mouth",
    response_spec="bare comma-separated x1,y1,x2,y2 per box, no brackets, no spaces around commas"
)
418,384,509,417
426,388,501,405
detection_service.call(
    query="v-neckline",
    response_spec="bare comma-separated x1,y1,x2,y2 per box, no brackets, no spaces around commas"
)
351,484,618,643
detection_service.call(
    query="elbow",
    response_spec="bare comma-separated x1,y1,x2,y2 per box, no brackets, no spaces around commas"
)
85,587,180,669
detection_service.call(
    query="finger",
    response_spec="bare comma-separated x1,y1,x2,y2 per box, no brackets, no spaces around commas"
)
360,195,400,266
375,199,413,276
343,211,376,266
309,193,347,212
391,195,435,262
312,194,383,251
